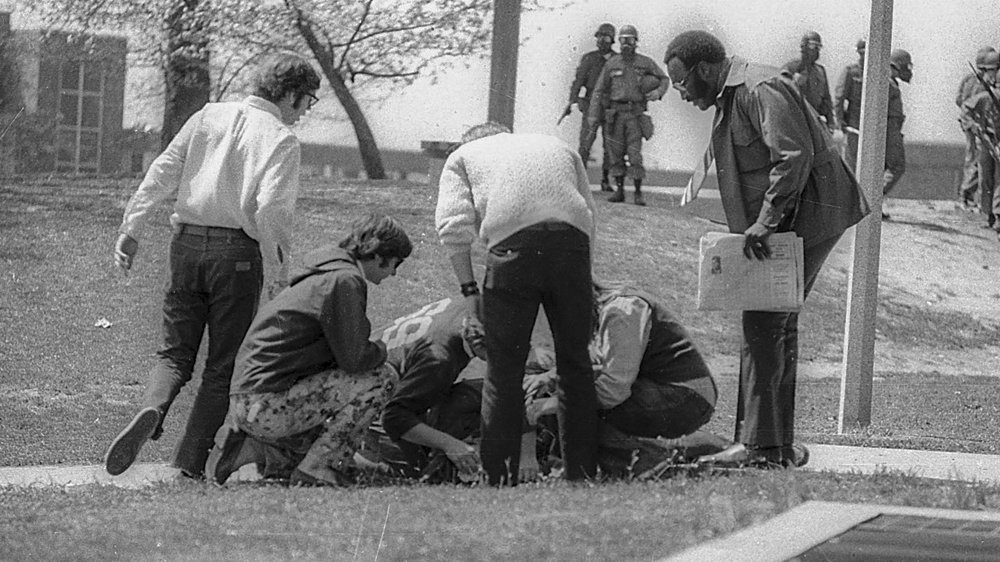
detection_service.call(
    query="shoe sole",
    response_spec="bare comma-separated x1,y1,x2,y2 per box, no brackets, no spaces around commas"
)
205,426,247,485
105,408,159,476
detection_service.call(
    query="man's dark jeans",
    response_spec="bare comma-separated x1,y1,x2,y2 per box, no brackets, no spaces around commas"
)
735,234,841,449
143,226,262,475
481,223,597,485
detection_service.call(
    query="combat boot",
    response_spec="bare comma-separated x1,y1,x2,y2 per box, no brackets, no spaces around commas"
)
608,176,626,203
633,180,646,206
600,170,613,191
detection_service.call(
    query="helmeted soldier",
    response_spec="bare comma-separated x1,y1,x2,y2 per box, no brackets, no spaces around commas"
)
587,24,670,206
834,38,866,170
956,47,999,209
961,49,1000,232
783,30,836,131
568,23,617,191
881,48,913,220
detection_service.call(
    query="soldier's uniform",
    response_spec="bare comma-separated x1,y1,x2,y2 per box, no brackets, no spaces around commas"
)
881,49,913,220
963,88,1000,229
957,48,998,207
783,31,836,129
569,23,616,189
588,25,669,205
883,77,906,196
834,39,865,171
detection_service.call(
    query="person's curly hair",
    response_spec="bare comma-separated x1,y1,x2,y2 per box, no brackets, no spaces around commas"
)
664,30,727,68
460,121,511,144
252,53,322,106
339,213,413,266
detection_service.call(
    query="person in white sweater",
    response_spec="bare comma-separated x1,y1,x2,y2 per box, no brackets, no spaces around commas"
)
434,121,598,485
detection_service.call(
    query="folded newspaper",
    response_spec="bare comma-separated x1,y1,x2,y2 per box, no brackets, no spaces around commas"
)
697,232,804,312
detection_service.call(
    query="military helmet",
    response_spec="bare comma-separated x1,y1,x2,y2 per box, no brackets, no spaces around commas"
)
976,47,999,69
889,49,912,70
619,25,638,41
595,23,616,39
801,30,822,47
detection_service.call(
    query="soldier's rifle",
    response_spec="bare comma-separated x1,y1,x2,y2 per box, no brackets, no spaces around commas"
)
968,63,1000,160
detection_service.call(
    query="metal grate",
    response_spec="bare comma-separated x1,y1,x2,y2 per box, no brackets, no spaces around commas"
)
797,514,1000,561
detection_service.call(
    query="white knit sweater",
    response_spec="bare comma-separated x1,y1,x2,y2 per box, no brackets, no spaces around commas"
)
434,133,596,253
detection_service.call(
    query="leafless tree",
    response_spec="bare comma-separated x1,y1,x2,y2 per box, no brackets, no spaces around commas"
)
26,0,509,179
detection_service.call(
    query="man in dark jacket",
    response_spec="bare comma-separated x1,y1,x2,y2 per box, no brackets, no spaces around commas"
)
569,23,617,191
360,296,540,483
664,30,869,468
206,213,412,486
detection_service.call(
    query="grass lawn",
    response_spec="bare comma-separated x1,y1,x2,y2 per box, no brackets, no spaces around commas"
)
2,471,1000,561
2,176,1000,559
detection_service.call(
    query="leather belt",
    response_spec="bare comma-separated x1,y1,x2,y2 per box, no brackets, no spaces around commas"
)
178,224,246,237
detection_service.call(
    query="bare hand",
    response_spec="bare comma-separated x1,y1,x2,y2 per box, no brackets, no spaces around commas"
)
743,223,773,260
114,233,138,271
645,90,661,101
445,443,480,480
522,369,557,400
525,396,559,426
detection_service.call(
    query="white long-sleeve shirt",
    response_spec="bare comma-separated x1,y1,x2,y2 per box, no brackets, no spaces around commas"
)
119,96,301,276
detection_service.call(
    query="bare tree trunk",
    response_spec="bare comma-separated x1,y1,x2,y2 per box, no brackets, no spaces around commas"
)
325,69,386,179
162,0,210,151
292,15,386,180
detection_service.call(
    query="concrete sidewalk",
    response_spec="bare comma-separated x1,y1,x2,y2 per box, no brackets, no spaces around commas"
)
2,444,998,489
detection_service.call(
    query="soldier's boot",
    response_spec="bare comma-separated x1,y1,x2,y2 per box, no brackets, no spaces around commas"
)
608,176,626,203
633,179,646,206
600,169,613,191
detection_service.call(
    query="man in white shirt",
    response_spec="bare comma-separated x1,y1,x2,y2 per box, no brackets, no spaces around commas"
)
104,54,321,479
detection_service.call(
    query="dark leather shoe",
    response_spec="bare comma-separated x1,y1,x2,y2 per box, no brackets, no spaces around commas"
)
105,407,160,476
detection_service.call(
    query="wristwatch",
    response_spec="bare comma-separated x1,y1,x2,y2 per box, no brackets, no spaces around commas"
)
460,281,480,297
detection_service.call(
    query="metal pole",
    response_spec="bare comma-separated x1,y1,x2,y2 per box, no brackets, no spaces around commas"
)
838,0,894,432
487,0,521,130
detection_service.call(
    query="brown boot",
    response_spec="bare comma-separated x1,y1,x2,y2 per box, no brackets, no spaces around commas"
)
633,191,646,206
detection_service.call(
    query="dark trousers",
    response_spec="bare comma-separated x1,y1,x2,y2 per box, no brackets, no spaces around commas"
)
978,150,999,228
602,376,715,440
578,112,609,176
605,111,645,180
883,127,906,196
481,224,596,484
143,227,262,475
734,234,841,449
844,129,859,173
959,130,980,201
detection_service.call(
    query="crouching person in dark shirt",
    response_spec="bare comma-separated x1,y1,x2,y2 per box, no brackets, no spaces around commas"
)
205,213,412,486
523,281,731,477
360,297,540,484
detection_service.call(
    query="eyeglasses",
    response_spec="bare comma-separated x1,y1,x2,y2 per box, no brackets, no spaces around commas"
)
672,62,695,91
304,93,319,110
